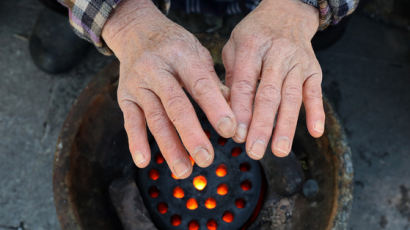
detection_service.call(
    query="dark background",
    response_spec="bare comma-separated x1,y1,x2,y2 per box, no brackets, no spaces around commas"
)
0,0,409,229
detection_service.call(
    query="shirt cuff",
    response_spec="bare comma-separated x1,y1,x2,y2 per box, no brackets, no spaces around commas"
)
300,0,359,30
59,0,170,55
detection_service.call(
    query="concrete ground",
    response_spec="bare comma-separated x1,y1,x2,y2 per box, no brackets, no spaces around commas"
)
0,0,409,230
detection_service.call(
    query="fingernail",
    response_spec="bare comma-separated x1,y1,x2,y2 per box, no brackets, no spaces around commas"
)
314,120,324,133
233,123,247,143
274,136,291,157
134,151,146,166
248,139,266,159
217,116,235,137
173,158,191,178
193,147,212,167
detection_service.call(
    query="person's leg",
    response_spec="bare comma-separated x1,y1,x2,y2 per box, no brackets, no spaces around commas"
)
29,0,91,74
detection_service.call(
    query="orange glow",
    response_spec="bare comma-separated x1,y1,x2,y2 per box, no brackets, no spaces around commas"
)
157,202,168,214
205,198,217,209
189,156,195,166
215,164,227,177
207,219,217,230
222,211,234,223
235,198,246,209
188,220,200,230
149,169,160,180
204,130,211,139
218,137,227,146
155,154,164,164
193,175,207,191
217,184,228,196
241,180,252,191
186,198,198,210
171,173,178,179
149,186,159,198
239,162,250,172
231,147,242,157
173,186,185,199
171,215,181,226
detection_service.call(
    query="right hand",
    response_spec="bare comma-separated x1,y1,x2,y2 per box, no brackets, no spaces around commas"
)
102,0,236,179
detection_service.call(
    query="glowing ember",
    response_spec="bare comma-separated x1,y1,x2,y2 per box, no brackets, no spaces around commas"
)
241,180,252,191
231,147,242,157
207,219,217,230
171,215,181,226
148,186,159,198
188,220,200,230
157,202,168,214
205,197,217,209
171,173,178,179
149,169,159,180
186,198,198,210
222,211,234,223
189,156,195,166
204,130,211,139
235,198,246,209
239,162,250,172
218,137,227,146
215,164,227,177
155,154,164,164
193,175,207,191
173,186,185,199
217,184,228,196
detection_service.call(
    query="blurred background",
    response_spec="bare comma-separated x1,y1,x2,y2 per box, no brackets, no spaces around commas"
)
0,0,409,229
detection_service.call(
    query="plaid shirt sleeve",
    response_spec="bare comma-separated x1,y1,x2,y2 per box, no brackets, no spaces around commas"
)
57,0,122,55
58,0,356,55
58,0,170,55
315,0,359,30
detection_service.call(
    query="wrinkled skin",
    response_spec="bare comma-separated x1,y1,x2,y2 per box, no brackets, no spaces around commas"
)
223,0,324,159
102,0,324,178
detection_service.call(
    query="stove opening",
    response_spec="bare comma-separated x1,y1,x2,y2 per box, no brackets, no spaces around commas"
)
136,120,267,230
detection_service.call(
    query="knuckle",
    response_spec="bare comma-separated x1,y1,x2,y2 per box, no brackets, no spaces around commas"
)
165,94,186,111
233,79,256,96
191,77,213,99
236,102,252,115
304,85,323,100
257,84,281,105
146,110,167,134
283,115,298,128
165,94,190,125
252,119,272,134
283,85,302,104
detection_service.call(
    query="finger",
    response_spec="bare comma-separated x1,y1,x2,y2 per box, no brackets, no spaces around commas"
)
120,99,151,168
138,89,193,179
271,65,303,157
303,73,325,138
174,49,237,138
222,40,235,88
152,71,214,168
245,60,285,160
229,46,262,143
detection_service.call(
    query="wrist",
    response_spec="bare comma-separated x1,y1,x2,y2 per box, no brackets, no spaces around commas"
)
102,0,157,54
260,0,319,40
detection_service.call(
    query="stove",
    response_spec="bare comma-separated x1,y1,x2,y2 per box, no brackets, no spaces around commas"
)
53,62,354,230
136,118,266,230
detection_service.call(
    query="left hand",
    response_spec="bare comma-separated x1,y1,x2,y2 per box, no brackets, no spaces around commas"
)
223,0,325,159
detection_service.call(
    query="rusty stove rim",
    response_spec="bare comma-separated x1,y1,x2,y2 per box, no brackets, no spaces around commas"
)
52,61,353,230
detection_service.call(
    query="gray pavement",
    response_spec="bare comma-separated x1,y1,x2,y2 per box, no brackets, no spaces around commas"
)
0,0,409,230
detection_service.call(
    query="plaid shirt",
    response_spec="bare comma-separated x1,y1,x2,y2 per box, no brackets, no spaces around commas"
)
58,0,358,55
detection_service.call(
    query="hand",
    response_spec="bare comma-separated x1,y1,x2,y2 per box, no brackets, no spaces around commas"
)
222,0,325,159
102,0,236,178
